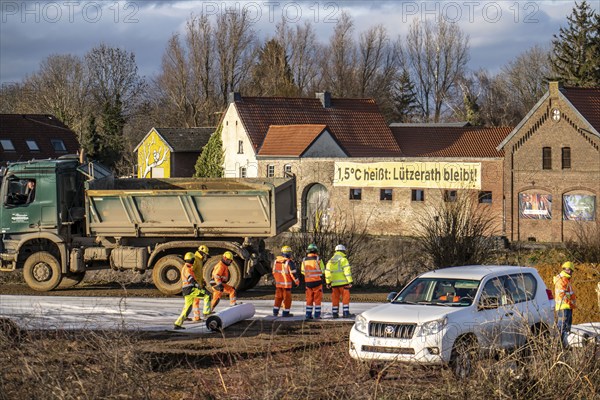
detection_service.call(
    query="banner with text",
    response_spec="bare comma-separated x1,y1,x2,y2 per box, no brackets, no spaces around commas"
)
333,161,481,189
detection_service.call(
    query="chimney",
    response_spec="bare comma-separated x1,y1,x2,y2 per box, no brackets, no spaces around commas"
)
316,91,331,108
549,81,563,96
228,92,241,104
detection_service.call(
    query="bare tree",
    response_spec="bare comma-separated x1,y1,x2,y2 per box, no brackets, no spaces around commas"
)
416,191,499,268
85,43,146,118
322,12,357,97
214,10,256,106
18,55,90,136
404,18,470,122
276,19,321,96
498,44,552,120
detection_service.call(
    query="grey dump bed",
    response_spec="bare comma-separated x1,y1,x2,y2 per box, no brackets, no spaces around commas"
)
85,177,297,237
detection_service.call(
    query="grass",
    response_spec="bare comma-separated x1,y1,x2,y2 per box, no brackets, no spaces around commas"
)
1,318,598,400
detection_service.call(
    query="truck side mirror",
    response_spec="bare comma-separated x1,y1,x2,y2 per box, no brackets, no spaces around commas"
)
386,292,398,302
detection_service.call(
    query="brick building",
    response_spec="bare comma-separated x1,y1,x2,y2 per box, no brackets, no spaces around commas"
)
498,82,600,242
221,92,511,236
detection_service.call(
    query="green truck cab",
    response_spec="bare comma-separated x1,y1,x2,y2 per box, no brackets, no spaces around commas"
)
0,157,297,294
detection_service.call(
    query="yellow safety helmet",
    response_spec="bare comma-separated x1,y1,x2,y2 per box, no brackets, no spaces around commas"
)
281,245,292,254
561,261,575,271
223,251,234,261
184,252,195,262
198,245,209,255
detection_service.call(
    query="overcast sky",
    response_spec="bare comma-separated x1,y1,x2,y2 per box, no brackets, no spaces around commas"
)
1,1,597,85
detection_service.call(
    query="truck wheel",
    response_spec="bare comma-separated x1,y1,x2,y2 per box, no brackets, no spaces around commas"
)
202,256,242,293
152,255,184,295
238,272,261,291
23,252,62,292
59,272,86,288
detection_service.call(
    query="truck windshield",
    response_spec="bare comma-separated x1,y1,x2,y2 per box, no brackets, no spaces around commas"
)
393,278,480,306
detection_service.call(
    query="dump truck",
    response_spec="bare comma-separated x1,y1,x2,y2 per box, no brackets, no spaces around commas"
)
0,157,297,294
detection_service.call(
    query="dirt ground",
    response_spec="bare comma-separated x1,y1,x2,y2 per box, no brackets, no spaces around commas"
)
1,275,599,399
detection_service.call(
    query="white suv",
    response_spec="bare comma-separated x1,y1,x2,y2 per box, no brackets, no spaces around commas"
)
349,265,555,376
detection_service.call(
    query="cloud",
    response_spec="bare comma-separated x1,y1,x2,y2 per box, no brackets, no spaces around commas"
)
0,0,596,84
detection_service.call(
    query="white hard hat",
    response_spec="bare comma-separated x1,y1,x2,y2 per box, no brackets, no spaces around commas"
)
335,244,346,252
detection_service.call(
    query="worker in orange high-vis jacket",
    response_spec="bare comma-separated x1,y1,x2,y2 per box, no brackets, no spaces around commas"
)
211,251,238,310
174,252,212,330
325,244,353,318
190,245,210,321
273,245,299,317
301,243,325,319
554,261,577,348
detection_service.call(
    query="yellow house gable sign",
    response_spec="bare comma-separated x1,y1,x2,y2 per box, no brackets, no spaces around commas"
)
136,128,172,178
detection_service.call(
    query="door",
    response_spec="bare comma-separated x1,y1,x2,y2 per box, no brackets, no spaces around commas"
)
303,183,329,232
474,277,516,351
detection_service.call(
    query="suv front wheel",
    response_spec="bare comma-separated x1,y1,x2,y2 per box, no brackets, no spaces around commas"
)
449,336,478,378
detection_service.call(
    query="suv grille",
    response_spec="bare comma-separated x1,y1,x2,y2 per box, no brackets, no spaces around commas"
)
369,322,416,339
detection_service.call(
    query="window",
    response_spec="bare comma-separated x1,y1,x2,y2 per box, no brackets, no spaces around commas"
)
444,190,457,202
349,188,362,200
238,140,244,154
51,139,67,152
562,147,571,169
267,164,275,178
284,164,292,176
478,191,493,204
411,189,425,202
0,139,15,151
380,189,393,201
5,178,36,206
542,147,552,170
26,140,40,151
239,167,247,178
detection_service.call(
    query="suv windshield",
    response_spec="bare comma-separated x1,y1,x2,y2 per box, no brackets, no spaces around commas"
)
393,278,480,306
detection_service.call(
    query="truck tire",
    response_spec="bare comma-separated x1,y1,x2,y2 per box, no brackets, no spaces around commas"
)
152,255,184,295
238,271,262,291
23,251,62,292
202,256,242,293
59,272,86,288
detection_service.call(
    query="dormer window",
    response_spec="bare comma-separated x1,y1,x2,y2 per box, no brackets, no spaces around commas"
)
51,139,67,152
26,140,40,151
0,139,15,151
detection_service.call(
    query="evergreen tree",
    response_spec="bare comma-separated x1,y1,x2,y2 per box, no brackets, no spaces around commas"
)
551,1,600,87
95,95,126,169
194,126,224,178
391,70,418,122
463,92,482,125
246,39,298,96
81,114,99,160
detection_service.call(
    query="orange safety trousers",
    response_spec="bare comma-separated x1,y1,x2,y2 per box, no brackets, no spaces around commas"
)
274,287,292,310
305,285,323,306
331,285,350,307
211,283,237,309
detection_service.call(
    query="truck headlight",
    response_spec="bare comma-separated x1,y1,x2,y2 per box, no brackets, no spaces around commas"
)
354,314,367,334
418,317,447,337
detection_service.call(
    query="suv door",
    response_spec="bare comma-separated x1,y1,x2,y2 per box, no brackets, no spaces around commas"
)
503,273,539,347
475,276,516,351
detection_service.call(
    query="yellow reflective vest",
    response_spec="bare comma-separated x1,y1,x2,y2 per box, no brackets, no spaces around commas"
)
193,251,206,287
325,251,353,287
553,272,576,310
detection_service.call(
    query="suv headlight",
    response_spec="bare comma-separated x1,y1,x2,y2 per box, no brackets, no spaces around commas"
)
418,317,447,336
354,314,368,334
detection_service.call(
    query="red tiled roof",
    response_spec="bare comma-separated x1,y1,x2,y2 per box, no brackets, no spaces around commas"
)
0,114,79,164
390,125,513,158
258,125,328,156
234,96,402,157
561,86,600,133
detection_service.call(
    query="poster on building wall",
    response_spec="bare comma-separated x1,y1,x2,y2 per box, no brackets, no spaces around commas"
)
563,194,596,221
333,161,481,189
519,193,552,219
